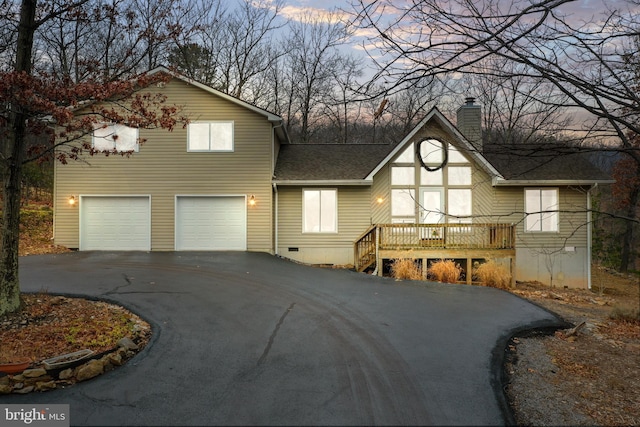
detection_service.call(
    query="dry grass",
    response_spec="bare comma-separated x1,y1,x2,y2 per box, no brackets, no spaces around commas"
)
390,258,423,280
427,259,462,283
473,259,512,289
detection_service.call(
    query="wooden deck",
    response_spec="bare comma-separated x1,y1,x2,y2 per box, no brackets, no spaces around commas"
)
354,223,516,285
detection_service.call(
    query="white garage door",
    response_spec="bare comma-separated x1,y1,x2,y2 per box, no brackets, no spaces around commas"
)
80,196,151,251
176,196,247,251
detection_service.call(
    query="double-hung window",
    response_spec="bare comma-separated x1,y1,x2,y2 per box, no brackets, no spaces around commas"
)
93,123,139,152
188,121,234,152
303,189,337,233
525,188,559,232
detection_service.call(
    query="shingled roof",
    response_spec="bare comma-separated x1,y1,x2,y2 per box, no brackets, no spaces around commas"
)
274,143,395,182
483,143,612,183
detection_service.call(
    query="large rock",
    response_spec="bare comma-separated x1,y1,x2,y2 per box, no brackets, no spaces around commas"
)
35,381,57,392
117,337,138,351
75,360,104,382
22,368,47,378
58,368,74,380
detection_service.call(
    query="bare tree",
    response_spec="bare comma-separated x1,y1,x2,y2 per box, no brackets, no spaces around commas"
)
284,11,351,143
352,0,640,271
0,0,184,316
322,54,364,144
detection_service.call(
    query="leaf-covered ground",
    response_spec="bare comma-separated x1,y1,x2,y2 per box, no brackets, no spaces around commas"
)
0,294,149,365
506,268,640,426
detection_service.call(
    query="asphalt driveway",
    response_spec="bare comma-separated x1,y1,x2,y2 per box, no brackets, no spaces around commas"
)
6,252,565,426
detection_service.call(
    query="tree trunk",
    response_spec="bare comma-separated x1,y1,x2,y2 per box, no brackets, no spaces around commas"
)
0,0,37,316
0,137,24,316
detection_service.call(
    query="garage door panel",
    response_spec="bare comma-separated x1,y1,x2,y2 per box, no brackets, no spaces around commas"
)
81,196,150,251
176,196,246,251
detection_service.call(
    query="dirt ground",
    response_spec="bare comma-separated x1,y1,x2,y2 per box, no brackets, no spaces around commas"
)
505,267,640,426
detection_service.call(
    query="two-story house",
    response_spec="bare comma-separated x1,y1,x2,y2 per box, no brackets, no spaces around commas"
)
53,68,612,288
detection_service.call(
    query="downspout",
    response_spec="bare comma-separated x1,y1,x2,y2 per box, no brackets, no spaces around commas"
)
273,182,278,256
587,184,597,289
271,120,284,257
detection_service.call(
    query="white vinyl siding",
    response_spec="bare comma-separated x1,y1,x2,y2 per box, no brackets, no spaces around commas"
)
303,189,337,233
93,123,139,152
54,78,274,252
188,121,234,152
525,188,559,232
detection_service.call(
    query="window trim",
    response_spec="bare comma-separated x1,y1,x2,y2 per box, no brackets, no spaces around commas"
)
302,188,338,234
524,188,559,233
187,121,234,152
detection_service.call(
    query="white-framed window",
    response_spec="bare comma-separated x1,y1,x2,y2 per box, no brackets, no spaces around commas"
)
448,145,469,163
188,121,234,152
92,123,139,152
303,189,337,233
391,189,416,217
391,166,415,185
448,189,472,223
420,168,443,186
525,188,559,232
448,166,472,186
395,143,414,163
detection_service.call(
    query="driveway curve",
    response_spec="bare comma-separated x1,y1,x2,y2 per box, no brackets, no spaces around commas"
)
8,252,565,426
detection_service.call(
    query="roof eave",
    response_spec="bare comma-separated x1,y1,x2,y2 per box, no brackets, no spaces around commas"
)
273,179,372,186
148,66,284,124
492,177,615,186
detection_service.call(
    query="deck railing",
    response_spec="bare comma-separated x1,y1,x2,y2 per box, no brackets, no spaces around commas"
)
354,223,515,271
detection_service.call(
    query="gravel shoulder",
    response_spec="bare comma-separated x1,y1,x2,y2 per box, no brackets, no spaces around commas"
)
504,267,640,426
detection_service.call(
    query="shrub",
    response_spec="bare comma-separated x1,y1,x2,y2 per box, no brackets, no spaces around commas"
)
390,258,423,280
473,259,512,289
609,305,640,323
427,259,462,283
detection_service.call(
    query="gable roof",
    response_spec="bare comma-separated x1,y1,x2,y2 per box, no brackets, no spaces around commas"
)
148,66,289,142
271,106,612,187
364,107,501,180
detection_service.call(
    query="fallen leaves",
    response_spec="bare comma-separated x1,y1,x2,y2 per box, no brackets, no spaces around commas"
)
0,294,150,365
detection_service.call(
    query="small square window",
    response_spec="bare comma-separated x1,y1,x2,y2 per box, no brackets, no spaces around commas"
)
188,121,234,152
391,166,415,185
448,166,472,186
93,123,139,152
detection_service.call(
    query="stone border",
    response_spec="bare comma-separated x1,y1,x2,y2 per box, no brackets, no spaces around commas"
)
1,335,148,394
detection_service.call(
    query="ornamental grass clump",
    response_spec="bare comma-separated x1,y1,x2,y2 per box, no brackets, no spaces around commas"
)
390,258,423,280
473,259,512,289
427,259,462,283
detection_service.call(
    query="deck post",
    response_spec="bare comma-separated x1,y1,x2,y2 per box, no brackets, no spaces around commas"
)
376,226,383,276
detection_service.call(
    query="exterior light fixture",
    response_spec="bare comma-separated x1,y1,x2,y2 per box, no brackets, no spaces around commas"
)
376,196,384,204
68,196,76,206
248,195,256,206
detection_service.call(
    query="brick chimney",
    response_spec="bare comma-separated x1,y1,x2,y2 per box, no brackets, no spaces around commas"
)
456,97,482,153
